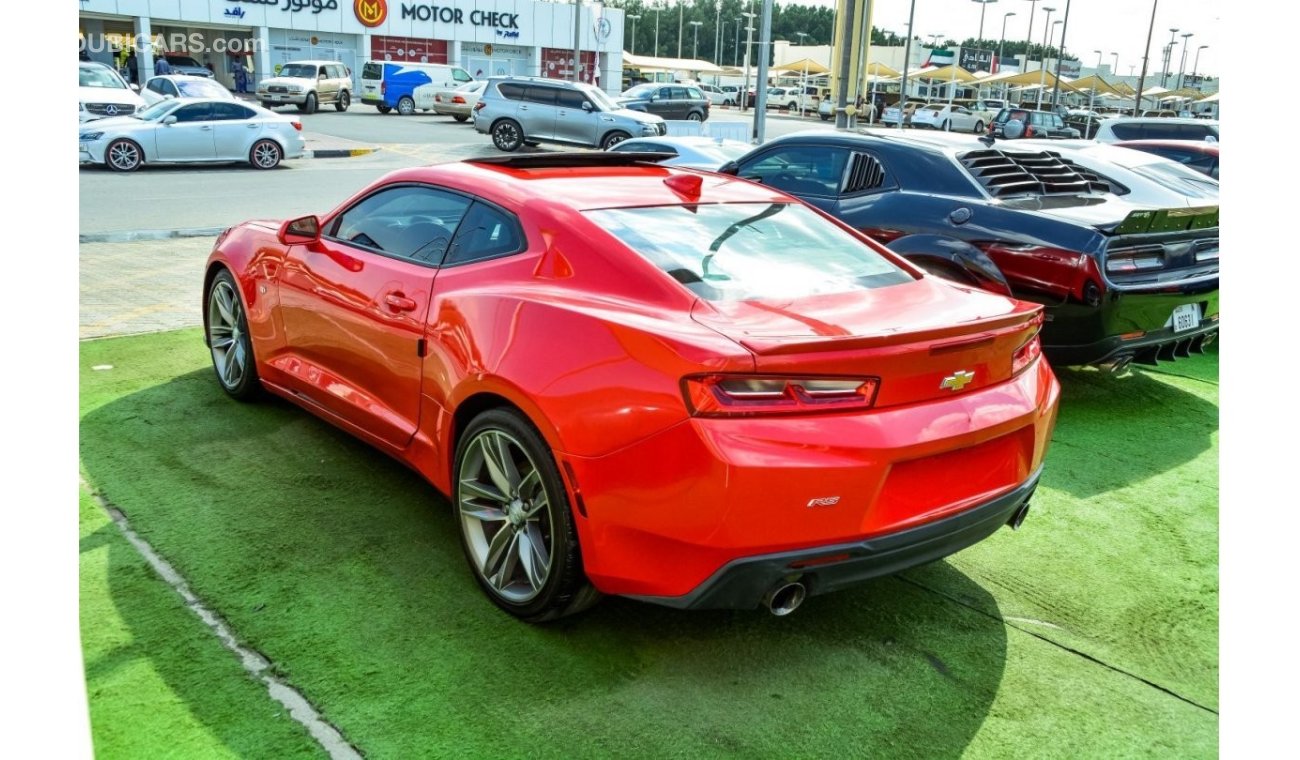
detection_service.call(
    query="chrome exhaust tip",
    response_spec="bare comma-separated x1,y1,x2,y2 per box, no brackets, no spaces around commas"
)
1007,503,1031,531
763,582,807,617
1097,355,1134,374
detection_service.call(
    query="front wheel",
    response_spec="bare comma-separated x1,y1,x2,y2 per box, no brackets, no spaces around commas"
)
941,119,950,131
455,409,599,622
973,120,984,134
453,114,469,122
492,119,524,151
601,130,631,149
249,139,282,170
302,92,317,114
334,90,350,111
686,111,703,122
206,269,260,400
105,138,143,172
397,96,415,116
376,105,392,114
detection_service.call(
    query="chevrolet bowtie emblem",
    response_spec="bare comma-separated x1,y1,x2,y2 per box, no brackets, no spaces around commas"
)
940,370,975,391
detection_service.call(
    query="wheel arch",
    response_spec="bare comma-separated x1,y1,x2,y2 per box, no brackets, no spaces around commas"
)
886,233,1013,296
446,386,567,495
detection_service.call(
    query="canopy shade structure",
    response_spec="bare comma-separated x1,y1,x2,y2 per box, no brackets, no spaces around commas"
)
980,68,1082,91
864,61,901,78
910,64,979,83
1138,85,1169,97
1069,74,1122,97
621,52,725,74
1196,91,1220,103
1111,81,1137,96
771,58,830,75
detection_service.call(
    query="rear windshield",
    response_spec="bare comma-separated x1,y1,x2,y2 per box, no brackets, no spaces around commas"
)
585,203,911,301
362,62,383,80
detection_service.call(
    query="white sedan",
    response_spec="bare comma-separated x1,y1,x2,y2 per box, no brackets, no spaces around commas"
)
431,80,487,122
606,135,752,171
79,97,305,171
910,104,986,133
140,75,236,106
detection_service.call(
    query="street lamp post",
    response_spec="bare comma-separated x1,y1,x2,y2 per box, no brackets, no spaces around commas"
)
900,0,918,123
1162,27,1178,86
1189,44,1207,90
1024,0,1040,74
654,10,660,58
677,4,684,59
998,11,1015,75
690,20,703,60
796,31,808,46
972,0,997,43
1087,49,1102,114
1176,31,1193,89
1110,51,1119,77
1035,13,1058,108
741,10,756,110
1049,0,1070,113
628,14,640,56
734,17,742,67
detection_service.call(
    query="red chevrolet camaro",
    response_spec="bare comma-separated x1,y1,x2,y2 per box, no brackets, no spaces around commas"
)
203,153,1061,622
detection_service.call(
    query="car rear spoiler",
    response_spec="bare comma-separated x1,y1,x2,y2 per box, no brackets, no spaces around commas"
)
1112,205,1218,235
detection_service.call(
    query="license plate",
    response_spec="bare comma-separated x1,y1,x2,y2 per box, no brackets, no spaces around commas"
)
1167,303,1201,333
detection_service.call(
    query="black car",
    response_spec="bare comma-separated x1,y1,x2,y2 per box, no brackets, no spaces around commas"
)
716,130,1218,369
991,107,1081,139
618,83,710,122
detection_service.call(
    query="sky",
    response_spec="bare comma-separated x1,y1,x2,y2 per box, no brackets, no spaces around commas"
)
790,0,1221,78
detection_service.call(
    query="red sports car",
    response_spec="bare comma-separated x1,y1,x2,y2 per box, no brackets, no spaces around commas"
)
204,153,1060,622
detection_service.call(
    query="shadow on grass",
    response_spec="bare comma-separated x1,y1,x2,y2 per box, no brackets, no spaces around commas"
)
81,368,1010,758
1045,360,1218,499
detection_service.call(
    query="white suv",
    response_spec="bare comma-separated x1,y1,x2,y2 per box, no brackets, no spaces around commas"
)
79,62,146,123
257,60,352,114
1093,117,1219,143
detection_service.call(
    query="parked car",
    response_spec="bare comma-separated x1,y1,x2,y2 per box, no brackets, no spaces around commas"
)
80,61,146,123
697,83,734,106
432,80,487,122
360,60,474,115
475,76,666,151
717,130,1218,369
1092,117,1219,144
161,54,214,78
1020,140,1219,207
618,83,710,121
79,98,304,171
989,107,1081,139
768,86,817,113
972,98,1008,122
141,74,235,105
606,135,752,170
1140,109,1179,118
880,101,927,127
910,103,985,133
1064,112,1110,139
1112,140,1219,179
202,150,1059,621
256,60,352,114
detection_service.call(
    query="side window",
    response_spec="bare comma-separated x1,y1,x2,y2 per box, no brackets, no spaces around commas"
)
211,102,256,120
672,87,691,100
656,87,673,100
497,83,525,100
327,186,473,264
172,103,214,122
453,68,472,82
164,80,180,97
524,86,557,105
556,89,588,109
843,152,890,195
686,87,704,100
444,202,526,266
1109,123,1142,140
738,146,850,198
1052,115,1065,129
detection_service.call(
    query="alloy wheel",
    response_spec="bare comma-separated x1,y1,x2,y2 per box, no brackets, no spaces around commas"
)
251,140,281,169
207,279,248,390
107,140,141,171
458,429,554,603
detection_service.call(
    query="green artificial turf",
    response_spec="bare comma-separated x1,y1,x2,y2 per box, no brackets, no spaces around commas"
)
79,329,1217,758
78,487,322,758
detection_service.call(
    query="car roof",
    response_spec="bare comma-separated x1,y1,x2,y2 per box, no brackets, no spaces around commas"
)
1104,116,1218,126
279,60,345,66
148,74,217,81
1113,140,1219,154
375,158,792,212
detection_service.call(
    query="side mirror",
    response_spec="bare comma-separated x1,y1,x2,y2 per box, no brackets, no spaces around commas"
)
130,83,140,92
1003,119,1025,139
162,115,178,125
581,101,593,112
278,215,321,246
319,71,327,79
717,160,740,176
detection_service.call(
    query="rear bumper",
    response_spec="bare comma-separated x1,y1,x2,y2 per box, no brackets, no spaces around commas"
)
629,466,1041,610
1045,319,1217,366
1042,282,1219,366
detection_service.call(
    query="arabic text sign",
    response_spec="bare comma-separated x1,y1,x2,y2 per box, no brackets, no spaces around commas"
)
229,0,341,14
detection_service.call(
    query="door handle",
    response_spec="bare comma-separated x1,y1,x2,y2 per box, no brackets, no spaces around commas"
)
384,293,418,312
247,123,258,128
200,125,213,130
519,105,529,111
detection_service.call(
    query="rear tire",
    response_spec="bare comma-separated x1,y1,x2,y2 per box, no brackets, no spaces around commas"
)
377,105,392,114
601,130,631,149
397,96,415,116
973,120,984,134
249,139,282,170
687,111,703,122
334,90,350,112
454,408,599,622
453,114,469,122
492,119,524,151
260,101,275,110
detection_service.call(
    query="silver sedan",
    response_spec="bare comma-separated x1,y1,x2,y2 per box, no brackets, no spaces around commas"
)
606,135,753,171
79,97,306,171
431,81,487,122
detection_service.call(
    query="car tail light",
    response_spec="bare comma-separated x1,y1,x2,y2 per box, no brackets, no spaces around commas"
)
291,121,302,131
1012,331,1043,377
381,81,387,95
682,375,879,417
473,101,486,112
1106,249,1164,273
1024,126,1035,137
452,95,466,104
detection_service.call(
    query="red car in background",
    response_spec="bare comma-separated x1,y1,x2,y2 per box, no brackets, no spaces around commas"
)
203,153,1060,622
1113,140,1219,179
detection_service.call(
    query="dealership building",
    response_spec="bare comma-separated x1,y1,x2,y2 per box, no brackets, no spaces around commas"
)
79,0,625,93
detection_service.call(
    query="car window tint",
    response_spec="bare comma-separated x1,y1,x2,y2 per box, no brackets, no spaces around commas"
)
586,203,912,302
524,86,557,105
556,89,588,109
1053,115,1064,128
686,87,704,100
672,87,691,100
738,146,850,198
497,83,525,100
146,79,165,93
444,202,526,266
656,87,673,99
327,186,473,263
453,68,472,82
211,102,256,120
1109,123,1142,140
173,103,214,122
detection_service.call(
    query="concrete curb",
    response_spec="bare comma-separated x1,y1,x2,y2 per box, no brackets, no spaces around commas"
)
80,227,225,244
307,147,382,159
